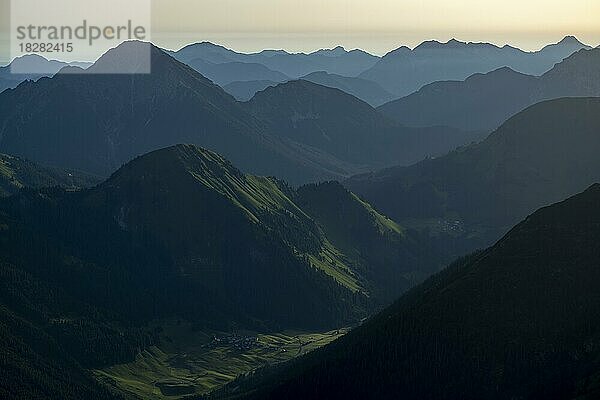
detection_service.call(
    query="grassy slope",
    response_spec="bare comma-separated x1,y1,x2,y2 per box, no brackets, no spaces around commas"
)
231,184,600,400
182,148,361,289
111,145,362,295
0,145,454,399
0,154,98,197
295,182,454,303
95,321,348,399
0,145,372,398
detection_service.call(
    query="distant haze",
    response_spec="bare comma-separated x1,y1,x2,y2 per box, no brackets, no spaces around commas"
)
0,0,599,63
151,0,600,55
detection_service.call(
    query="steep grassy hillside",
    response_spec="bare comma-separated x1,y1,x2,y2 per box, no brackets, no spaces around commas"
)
295,182,454,303
229,183,600,400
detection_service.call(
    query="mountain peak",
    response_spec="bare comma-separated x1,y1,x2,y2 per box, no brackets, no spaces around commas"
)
6,54,68,75
415,38,468,50
311,46,348,56
415,40,443,50
179,41,229,52
384,46,411,58
10,54,48,65
251,78,363,105
87,40,158,74
256,49,289,57
541,35,590,52
558,35,584,45
110,144,232,179
488,66,519,75
104,144,246,200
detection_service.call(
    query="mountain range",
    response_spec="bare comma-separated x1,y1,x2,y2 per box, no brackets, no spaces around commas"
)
169,43,380,78
229,182,600,400
0,143,463,399
244,80,483,171
2,37,589,110
0,42,334,184
360,35,591,97
347,97,600,249
379,48,600,131
0,41,479,185
0,55,91,93
1,34,599,400
169,37,589,105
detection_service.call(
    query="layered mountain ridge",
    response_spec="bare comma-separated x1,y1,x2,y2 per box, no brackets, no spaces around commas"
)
361,35,590,96
0,143,456,398
348,97,600,249
379,48,600,131
230,183,600,400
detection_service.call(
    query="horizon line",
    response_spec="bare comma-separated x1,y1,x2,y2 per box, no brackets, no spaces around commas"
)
2,34,598,66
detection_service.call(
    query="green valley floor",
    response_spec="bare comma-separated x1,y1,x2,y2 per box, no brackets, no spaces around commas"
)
94,320,348,399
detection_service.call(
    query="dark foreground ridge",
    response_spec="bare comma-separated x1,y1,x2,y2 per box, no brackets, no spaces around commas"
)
226,183,600,400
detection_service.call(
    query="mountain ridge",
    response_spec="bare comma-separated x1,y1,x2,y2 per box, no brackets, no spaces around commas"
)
0,41,368,184
348,97,600,249
246,79,484,171
226,182,600,400
378,47,600,131
362,35,591,96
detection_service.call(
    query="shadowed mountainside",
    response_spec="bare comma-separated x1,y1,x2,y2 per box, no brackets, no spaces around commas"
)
245,80,484,171
361,36,590,97
379,48,600,131
347,97,600,249
0,144,460,399
226,183,600,400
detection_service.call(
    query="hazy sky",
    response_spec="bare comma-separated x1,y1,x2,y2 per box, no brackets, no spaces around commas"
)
151,0,600,54
1,0,599,63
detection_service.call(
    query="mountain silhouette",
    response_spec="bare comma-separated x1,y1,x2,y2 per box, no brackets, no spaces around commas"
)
301,71,395,106
230,183,600,400
170,42,380,78
361,36,590,97
0,55,90,93
0,144,458,398
348,97,600,248
185,58,290,86
0,42,361,184
246,80,483,172
379,48,600,131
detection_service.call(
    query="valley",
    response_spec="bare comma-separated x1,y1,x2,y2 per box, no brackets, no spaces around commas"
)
0,20,599,400
96,321,348,399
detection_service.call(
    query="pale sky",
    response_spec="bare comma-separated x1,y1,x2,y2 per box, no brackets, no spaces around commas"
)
150,0,600,54
1,0,600,63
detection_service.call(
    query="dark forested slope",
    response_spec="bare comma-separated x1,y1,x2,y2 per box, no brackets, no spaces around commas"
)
232,183,600,400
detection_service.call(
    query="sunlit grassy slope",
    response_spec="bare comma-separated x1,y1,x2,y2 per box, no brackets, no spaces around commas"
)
95,321,348,399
